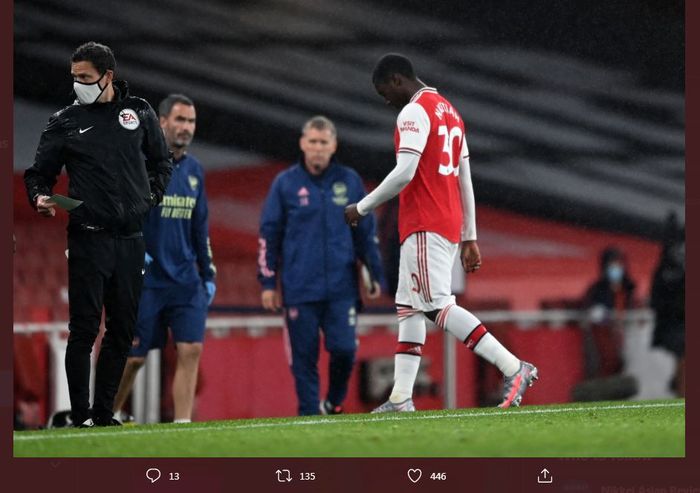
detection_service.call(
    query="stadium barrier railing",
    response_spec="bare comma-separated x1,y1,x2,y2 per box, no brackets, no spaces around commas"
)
15,308,666,423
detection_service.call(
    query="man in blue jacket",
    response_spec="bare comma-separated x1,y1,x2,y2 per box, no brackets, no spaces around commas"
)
259,116,385,416
113,94,216,423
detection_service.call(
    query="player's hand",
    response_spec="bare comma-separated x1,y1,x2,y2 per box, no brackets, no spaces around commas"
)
205,281,217,306
460,240,481,273
366,281,382,299
360,263,381,299
36,195,56,217
344,203,362,227
261,289,282,312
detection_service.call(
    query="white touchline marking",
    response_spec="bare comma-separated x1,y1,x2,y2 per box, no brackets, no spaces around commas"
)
14,401,684,443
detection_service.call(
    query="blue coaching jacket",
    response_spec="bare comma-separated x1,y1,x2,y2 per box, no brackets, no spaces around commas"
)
258,160,384,306
144,154,216,288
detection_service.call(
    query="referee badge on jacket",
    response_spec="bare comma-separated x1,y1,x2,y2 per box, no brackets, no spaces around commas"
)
118,108,140,130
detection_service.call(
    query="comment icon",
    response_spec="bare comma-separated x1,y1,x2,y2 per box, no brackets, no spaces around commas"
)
146,468,162,484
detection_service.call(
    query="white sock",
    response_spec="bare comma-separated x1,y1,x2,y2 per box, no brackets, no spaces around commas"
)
438,305,520,377
389,311,426,403
390,353,421,403
473,333,520,377
436,304,480,341
396,309,426,343
173,418,191,424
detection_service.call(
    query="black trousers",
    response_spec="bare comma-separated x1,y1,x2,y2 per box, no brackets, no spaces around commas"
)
65,230,145,424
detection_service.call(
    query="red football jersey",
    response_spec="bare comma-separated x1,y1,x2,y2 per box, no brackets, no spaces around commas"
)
394,87,466,243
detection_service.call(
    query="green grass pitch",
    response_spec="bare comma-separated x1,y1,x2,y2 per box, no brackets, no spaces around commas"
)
14,399,684,458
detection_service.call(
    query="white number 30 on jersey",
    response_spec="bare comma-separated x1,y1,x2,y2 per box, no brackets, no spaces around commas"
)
438,125,463,176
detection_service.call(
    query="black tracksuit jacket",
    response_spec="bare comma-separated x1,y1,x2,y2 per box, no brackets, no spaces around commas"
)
24,80,172,233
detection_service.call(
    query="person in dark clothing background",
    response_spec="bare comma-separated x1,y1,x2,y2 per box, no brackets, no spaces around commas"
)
651,212,685,396
585,247,636,313
24,41,172,427
582,246,636,377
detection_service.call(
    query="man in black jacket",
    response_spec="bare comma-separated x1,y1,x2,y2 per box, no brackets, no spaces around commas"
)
24,41,172,427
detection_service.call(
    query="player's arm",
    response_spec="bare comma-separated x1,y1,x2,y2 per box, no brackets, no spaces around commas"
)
457,136,481,273
141,103,172,206
191,171,217,305
258,175,286,311
24,113,66,217
350,152,420,219
345,103,430,224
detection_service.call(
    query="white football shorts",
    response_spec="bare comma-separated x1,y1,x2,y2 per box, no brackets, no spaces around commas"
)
395,231,457,312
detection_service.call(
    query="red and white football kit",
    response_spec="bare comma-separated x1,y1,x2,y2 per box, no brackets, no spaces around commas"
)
359,85,532,410
359,87,477,311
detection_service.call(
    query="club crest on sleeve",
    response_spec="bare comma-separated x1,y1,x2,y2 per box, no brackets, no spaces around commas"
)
118,108,140,130
188,175,199,191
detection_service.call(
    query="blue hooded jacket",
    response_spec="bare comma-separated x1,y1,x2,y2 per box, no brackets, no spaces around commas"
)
258,160,384,305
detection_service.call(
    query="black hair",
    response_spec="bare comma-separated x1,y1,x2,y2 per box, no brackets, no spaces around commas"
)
600,246,624,269
71,41,116,74
372,53,416,85
158,93,195,117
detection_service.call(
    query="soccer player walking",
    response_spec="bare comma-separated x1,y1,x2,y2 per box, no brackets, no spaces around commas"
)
112,94,216,423
259,116,385,416
345,54,537,411
24,42,172,427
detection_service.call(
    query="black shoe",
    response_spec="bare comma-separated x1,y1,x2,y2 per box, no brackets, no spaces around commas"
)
58,415,94,428
319,400,343,415
94,417,122,427
47,410,74,429
76,418,95,428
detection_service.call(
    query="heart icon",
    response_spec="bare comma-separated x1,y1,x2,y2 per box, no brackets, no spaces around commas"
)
407,468,422,483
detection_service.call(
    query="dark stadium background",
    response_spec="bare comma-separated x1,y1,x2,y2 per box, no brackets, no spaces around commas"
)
14,0,684,236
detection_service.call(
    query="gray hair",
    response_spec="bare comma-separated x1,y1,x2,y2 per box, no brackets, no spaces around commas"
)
302,115,337,138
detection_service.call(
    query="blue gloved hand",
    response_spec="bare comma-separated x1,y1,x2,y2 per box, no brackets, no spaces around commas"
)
144,252,154,266
205,281,216,306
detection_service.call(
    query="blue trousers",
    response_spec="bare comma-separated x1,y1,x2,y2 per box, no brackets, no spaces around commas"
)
285,300,358,415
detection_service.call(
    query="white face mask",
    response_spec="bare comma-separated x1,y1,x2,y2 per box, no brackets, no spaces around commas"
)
73,73,107,105
606,263,624,284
